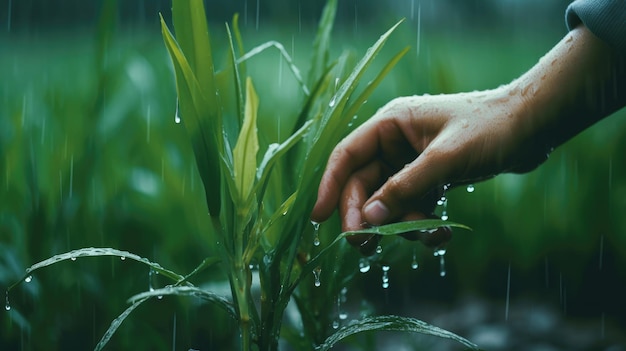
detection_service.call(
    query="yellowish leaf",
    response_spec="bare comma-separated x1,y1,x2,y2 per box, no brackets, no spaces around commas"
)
233,77,259,205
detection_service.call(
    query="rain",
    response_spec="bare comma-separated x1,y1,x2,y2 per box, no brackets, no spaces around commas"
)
1,0,625,350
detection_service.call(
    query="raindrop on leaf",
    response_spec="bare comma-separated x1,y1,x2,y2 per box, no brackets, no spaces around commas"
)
24,275,32,283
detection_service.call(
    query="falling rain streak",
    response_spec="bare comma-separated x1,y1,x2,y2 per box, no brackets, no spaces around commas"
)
5,290,10,311
6,0,12,31
505,262,511,321
381,264,390,289
358,257,371,273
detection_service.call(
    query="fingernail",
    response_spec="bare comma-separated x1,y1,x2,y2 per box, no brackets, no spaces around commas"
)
364,200,389,225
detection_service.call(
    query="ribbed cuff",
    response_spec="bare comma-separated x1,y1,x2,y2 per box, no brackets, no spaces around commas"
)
566,0,626,55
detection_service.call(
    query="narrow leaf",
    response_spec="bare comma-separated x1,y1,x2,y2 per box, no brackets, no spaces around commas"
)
127,286,236,319
8,247,185,292
307,0,337,86
317,315,481,351
233,77,259,204
94,296,149,351
161,15,222,217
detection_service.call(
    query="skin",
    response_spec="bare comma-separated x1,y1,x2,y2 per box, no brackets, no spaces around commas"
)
311,24,626,254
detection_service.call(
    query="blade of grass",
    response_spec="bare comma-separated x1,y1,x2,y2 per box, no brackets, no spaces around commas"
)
317,315,481,351
307,0,337,87
127,286,236,318
237,41,309,96
8,248,185,293
161,15,223,218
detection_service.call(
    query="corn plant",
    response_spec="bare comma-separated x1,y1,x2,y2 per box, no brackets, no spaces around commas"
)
7,0,480,350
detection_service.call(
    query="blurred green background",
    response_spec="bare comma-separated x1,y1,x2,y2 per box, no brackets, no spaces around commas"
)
2,0,625,350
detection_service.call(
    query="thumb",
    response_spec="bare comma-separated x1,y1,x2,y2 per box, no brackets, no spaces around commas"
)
362,153,449,225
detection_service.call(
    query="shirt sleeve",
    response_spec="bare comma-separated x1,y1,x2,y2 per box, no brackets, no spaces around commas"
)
566,0,626,55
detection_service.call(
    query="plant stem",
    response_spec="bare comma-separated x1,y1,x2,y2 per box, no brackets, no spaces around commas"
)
232,210,255,351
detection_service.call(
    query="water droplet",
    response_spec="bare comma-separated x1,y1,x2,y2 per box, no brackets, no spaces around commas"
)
120,256,126,261
174,100,181,124
311,220,321,247
157,295,163,300
329,96,337,108
339,311,348,320
71,257,77,261
332,320,339,329
375,245,383,254
24,275,32,283
358,258,371,273
149,269,155,292
381,264,390,289
441,213,449,221
5,291,10,311
434,249,447,277
313,267,322,287
466,184,475,193
411,249,419,270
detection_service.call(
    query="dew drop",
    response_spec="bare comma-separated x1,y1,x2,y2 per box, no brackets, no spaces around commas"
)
329,96,337,108
375,245,383,254
313,267,322,287
5,291,10,311
358,258,371,273
466,184,475,193
311,220,321,247
24,275,32,283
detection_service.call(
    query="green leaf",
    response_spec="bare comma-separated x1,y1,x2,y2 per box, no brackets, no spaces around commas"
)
237,41,309,96
343,219,471,236
160,15,222,217
94,296,149,351
127,286,236,319
316,315,481,351
233,77,259,206
307,0,337,87
95,286,236,351
171,0,217,102
8,247,185,293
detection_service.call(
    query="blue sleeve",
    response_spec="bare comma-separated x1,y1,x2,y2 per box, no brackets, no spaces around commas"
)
566,0,626,55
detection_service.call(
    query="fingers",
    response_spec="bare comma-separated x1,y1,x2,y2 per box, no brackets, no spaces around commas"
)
362,147,453,226
310,121,383,223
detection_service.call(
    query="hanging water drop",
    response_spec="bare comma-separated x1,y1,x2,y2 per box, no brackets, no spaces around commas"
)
24,275,32,283
313,267,322,287
434,249,447,277
358,257,371,273
311,220,321,247
120,256,126,261
381,264,390,289
411,249,419,270
466,184,475,193
149,269,155,292
71,256,77,261
338,287,348,320
4,291,10,311
375,245,383,254
174,100,181,124
332,320,339,329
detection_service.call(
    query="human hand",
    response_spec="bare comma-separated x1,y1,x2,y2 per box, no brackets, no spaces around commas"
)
310,87,547,254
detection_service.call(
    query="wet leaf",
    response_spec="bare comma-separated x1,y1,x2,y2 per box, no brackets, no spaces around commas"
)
8,247,185,293
317,315,481,351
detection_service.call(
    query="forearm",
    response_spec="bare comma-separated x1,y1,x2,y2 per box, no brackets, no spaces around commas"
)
510,24,626,151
